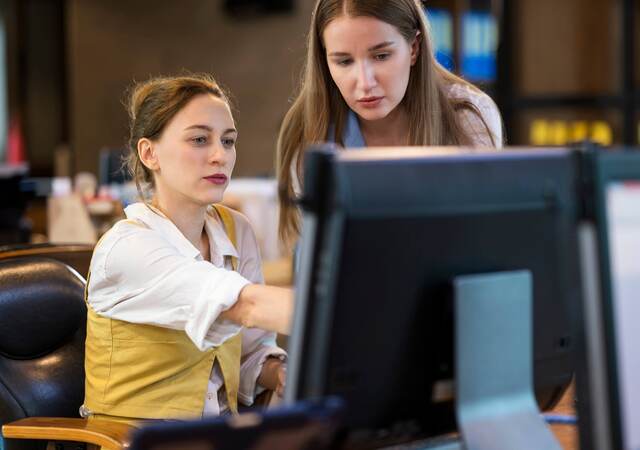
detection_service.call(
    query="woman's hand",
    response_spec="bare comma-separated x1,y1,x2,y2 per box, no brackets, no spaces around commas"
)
275,361,287,397
257,357,287,397
220,284,294,335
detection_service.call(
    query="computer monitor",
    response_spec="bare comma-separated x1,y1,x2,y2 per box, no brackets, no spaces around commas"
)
578,149,640,450
286,146,581,447
129,397,343,450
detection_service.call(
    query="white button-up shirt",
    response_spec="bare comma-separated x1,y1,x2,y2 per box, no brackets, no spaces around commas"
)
86,202,286,416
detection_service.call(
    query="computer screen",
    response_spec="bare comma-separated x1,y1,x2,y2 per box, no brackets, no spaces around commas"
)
607,180,640,450
582,149,640,450
286,146,580,447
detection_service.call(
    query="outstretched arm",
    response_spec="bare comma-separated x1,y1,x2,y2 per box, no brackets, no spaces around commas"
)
220,284,294,335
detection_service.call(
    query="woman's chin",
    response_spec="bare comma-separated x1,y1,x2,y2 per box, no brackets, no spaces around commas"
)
201,187,226,205
194,195,223,207
208,197,224,206
353,106,392,123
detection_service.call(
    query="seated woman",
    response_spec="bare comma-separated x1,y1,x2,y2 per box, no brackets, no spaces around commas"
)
81,74,292,422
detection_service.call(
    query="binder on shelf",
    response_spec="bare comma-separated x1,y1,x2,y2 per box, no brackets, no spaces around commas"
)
549,121,568,146
570,121,589,143
529,118,613,146
426,8,454,71
461,11,497,82
530,119,550,146
591,121,613,146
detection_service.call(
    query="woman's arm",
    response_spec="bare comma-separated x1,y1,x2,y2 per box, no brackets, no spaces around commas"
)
220,284,294,335
89,223,250,350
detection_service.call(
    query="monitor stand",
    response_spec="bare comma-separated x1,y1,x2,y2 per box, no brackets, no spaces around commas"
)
426,270,562,450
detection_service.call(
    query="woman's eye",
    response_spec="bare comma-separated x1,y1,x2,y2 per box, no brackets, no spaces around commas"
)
336,58,353,67
222,138,236,148
191,136,208,145
374,52,391,61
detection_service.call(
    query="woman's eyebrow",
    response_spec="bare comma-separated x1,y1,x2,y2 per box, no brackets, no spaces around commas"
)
184,124,213,132
327,51,351,57
184,125,237,135
367,41,395,51
328,41,395,57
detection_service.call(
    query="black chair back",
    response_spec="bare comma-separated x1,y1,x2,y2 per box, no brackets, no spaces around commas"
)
0,244,93,280
0,258,86,427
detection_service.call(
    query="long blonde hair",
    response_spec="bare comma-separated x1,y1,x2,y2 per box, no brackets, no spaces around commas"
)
276,0,493,245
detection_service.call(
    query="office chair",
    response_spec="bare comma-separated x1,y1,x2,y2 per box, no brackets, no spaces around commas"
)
0,257,132,450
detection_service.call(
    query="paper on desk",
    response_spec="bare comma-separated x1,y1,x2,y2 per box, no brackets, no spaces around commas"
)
47,194,97,245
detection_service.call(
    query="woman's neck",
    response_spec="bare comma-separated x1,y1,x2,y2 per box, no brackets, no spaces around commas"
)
152,193,207,255
358,105,410,147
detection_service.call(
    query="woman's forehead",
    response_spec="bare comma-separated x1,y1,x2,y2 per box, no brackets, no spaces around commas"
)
169,95,235,131
323,16,403,52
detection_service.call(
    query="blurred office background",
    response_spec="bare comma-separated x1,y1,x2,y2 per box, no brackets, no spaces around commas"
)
0,0,638,255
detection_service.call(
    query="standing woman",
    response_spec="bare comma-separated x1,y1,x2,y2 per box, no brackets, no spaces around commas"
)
277,0,503,245
82,74,292,423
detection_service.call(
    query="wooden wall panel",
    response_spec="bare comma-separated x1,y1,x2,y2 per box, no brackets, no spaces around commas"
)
67,1,314,177
515,0,619,95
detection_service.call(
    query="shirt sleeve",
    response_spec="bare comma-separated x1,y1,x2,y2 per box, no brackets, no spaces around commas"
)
230,211,288,405
88,223,251,351
454,86,504,149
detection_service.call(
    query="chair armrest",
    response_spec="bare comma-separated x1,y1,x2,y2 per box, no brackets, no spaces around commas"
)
2,417,133,450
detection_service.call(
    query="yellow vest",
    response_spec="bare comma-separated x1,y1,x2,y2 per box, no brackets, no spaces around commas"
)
83,204,242,420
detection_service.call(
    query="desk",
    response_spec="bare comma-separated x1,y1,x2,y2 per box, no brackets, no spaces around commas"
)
374,383,579,450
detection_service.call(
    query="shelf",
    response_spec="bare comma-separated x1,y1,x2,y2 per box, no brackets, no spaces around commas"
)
509,95,625,110
495,0,638,146
511,107,623,147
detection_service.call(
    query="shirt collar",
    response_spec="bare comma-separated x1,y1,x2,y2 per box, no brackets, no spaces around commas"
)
328,110,367,148
123,203,239,261
344,110,367,148
204,205,239,259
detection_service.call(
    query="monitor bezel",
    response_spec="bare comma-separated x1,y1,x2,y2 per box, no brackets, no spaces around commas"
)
590,149,640,450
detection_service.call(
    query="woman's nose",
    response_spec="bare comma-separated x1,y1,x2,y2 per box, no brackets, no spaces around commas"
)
356,61,377,92
208,142,226,164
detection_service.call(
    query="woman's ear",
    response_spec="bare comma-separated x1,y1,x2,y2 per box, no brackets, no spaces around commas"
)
138,138,159,171
410,30,421,65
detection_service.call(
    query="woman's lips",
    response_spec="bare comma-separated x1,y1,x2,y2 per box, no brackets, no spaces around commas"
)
357,96,384,108
204,174,228,185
